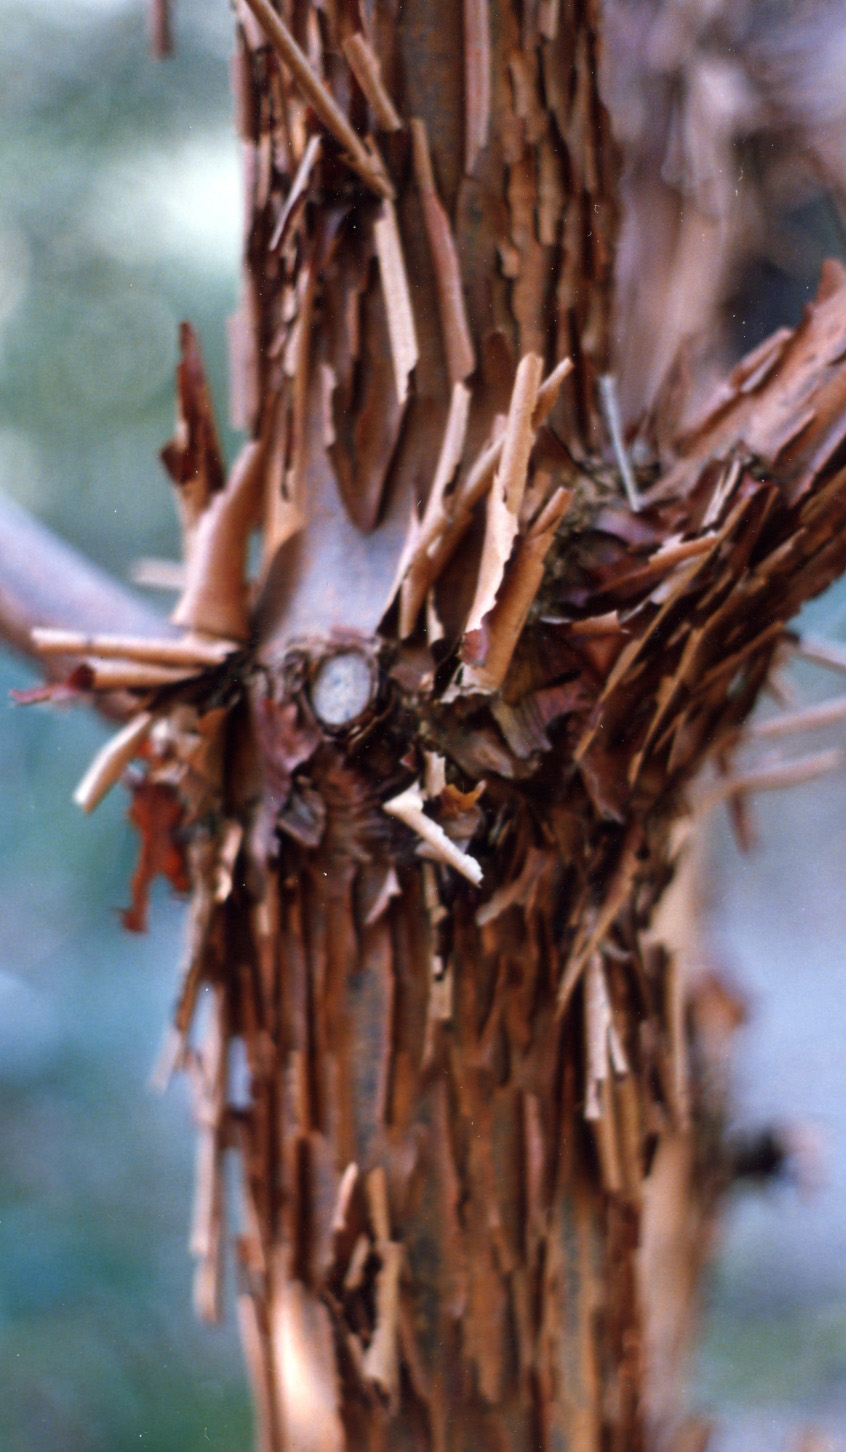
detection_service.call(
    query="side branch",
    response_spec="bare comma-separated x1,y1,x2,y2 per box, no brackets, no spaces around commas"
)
0,492,168,673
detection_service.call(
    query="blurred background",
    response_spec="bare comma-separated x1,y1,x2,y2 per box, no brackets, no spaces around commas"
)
0,0,249,1446
2,0,846,1448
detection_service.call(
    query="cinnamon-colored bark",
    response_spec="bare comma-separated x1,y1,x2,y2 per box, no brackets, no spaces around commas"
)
9,3,846,1451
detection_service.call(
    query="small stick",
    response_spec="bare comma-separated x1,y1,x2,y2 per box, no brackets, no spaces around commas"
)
534,356,575,426
32,627,234,667
85,662,196,691
374,200,419,406
792,634,846,677
73,710,156,813
702,455,743,530
236,1291,281,1451
610,533,717,594
344,1234,371,1294
497,355,547,514
240,0,393,199
598,373,642,512
584,954,628,1119
383,782,483,885
698,749,841,813
557,838,640,1016
745,696,846,741
190,1122,223,1260
342,34,402,132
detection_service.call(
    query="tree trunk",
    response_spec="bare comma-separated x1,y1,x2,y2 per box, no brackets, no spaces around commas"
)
10,3,846,1451
181,8,640,1446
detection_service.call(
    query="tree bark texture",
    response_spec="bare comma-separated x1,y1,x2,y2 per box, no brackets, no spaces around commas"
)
14,3,846,1451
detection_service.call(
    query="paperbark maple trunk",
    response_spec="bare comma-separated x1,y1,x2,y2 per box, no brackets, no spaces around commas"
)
11,3,846,1452
198,7,644,1448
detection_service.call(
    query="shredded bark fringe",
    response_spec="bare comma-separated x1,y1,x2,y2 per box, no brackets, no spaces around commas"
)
21,5,846,1451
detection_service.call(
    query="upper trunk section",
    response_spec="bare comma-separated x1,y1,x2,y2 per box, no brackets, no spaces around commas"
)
216,0,616,643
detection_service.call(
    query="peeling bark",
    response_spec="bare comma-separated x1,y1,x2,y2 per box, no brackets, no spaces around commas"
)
10,3,846,1451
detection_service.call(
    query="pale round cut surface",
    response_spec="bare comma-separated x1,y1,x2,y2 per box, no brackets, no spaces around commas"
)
310,649,374,727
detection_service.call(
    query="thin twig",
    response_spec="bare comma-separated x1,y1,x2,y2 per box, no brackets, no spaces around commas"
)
366,1166,391,1246
745,696,846,740
792,634,846,677
32,627,234,667
331,1163,360,1237
557,837,640,1016
584,953,627,1119
598,373,642,512
698,748,842,814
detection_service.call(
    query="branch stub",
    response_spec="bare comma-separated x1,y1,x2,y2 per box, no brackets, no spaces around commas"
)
310,649,376,728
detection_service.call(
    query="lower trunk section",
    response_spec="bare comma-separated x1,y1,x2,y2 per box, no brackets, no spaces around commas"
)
196,829,711,1452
